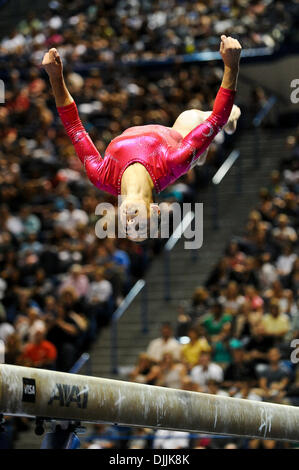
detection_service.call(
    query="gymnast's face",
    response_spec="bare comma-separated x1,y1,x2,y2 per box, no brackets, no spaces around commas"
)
119,197,160,242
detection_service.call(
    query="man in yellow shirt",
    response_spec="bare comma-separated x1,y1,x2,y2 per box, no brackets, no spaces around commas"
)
181,327,211,369
261,299,290,339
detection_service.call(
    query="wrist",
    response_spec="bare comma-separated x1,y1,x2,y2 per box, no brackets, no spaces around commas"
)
49,72,64,84
224,64,239,74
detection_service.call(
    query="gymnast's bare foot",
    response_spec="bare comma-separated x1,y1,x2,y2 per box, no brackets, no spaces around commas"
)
224,104,241,135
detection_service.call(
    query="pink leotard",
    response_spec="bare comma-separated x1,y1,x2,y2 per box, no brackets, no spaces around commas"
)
57,86,235,196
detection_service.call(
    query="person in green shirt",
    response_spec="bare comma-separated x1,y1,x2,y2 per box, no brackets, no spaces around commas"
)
202,301,232,338
201,301,233,367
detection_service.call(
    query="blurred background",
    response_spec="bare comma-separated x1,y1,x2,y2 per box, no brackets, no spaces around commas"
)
0,0,298,449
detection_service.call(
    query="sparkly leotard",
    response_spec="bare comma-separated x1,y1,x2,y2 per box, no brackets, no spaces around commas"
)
57,86,235,196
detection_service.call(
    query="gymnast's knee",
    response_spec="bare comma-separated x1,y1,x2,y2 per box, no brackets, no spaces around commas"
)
176,109,206,126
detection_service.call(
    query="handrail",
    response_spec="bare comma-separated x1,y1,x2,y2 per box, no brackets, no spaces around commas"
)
211,149,242,230
112,279,145,322
111,279,146,374
252,94,277,168
253,95,277,127
212,150,240,185
163,210,195,301
68,352,90,375
164,210,195,252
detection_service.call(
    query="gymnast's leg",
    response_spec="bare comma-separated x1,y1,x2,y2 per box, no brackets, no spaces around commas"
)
172,105,241,167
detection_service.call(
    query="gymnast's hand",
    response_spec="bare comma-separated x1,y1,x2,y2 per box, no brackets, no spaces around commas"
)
42,48,63,79
42,48,73,107
220,35,242,70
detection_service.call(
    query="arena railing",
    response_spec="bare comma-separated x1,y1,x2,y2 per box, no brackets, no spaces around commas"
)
253,95,278,168
163,210,195,302
69,47,275,74
211,149,241,231
111,279,147,374
68,352,91,376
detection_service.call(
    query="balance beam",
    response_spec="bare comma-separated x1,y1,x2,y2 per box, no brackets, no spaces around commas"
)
0,364,299,441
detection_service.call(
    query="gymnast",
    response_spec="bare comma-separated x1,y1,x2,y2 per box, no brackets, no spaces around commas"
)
42,35,241,240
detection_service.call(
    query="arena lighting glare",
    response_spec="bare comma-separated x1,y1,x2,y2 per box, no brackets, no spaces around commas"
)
1,364,299,442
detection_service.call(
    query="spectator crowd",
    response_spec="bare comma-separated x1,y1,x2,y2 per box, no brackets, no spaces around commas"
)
1,0,298,64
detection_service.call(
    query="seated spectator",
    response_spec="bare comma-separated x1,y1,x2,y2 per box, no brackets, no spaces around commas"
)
59,264,89,299
181,376,201,393
147,323,181,363
30,268,54,308
283,366,299,406
283,289,298,319
224,443,238,449
258,252,279,289
219,281,244,316
181,327,211,369
14,305,46,344
190,352,224,391
234,301,261,340
285,298,299,343
3,333,23,365
156,352,187,389
223,340,257,394
87,267,113,305
153,430,190,450
248,439,285,449
189,286,210,319
87,266,113,329
245,323,274,366
226,241,246,270
230,256,259,287
0,317,15,344
83,424,120,449
19,324,57,369
201,300,232,343
272,214,297,246
234,381,262,401
55,200,88,231
276,243,297,279
261,298,291,341
289,258,299,293
211,338,232,367
206,379,229,397
244,285,264,311
205,257,232,293
46,303,84,371
129,353,160,385
258,348,290,402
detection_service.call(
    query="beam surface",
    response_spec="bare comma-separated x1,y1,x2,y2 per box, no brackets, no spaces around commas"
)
0,364,299,441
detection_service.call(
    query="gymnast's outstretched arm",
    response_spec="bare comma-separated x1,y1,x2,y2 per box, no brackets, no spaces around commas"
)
167,36,241,178
42,48,103,186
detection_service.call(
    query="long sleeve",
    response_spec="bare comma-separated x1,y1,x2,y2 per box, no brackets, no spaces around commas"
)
57,101,104,186
166,87,236,179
